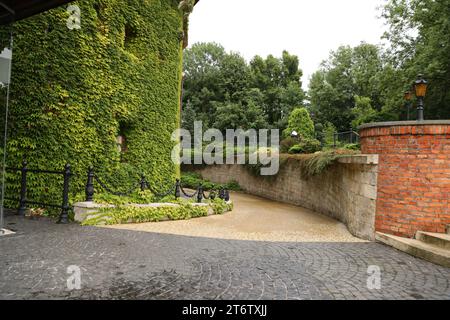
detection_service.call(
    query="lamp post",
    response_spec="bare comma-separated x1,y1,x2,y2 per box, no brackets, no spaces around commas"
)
404,91,412,121
413,74,428,121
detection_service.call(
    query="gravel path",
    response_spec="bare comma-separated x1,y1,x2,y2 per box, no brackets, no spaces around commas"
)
105,192,364,242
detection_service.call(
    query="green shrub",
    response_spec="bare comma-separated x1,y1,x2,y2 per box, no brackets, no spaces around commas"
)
288,138,322,154
224,180,241,191
288,145,302,154
282,107,315,139
280,137,298,153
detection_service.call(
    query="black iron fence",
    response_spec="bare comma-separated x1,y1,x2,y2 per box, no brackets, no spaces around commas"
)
4,161,71,224
84,167,230,204
2,163,230,224
333,129,360,148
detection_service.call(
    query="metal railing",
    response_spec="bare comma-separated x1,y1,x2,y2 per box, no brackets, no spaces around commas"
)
2,163,230,225
333,129,360,148
4,161,72,223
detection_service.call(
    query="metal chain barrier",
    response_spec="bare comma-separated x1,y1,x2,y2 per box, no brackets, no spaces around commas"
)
84,167,230,203
147,183,176,199
202,189,217,200
180,185,198,198
94,175,139,197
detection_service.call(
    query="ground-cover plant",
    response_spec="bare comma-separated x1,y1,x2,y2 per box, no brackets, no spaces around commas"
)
81,198,232,226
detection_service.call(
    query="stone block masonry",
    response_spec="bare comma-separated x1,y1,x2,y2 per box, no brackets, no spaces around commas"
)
360,121,450,238
189,121,450,241
188,155,378,241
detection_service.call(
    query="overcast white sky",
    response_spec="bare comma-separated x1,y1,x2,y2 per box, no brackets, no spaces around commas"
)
188,0,388,89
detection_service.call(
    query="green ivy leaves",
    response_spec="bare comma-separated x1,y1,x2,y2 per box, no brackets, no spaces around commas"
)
3,0,184,209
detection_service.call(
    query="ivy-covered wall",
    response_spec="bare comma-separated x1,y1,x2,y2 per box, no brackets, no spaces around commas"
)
4,0,185,206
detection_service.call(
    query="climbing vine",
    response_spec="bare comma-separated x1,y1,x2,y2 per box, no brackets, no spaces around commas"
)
1,0,187,208
178,0,196,48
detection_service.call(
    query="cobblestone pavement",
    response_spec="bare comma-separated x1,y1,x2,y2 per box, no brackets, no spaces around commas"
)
1,215,449,300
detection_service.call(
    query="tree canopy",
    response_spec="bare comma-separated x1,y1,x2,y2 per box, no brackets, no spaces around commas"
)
182,0,449,139
182,43,305,134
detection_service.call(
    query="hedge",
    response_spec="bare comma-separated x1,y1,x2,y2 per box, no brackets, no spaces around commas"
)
1,0,188,209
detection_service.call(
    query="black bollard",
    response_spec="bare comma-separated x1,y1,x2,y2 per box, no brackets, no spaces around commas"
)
57,164,71,224
197,184,203,203
85,166,94,202
224,189,230,202
218,187,225,200
175,179,181,199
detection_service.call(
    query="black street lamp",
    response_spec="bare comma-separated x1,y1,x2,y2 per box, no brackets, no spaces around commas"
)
404,90,412,121
413,74,428,121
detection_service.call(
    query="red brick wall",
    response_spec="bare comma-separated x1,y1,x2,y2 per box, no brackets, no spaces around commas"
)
360,123,450,238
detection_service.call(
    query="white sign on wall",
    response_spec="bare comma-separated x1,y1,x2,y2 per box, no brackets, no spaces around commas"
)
0,47,12,86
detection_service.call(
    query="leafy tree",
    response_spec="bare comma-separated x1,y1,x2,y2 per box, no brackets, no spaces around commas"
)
213,89,268,131
249,51,305,127
181,101,196,136
220,52,251,100
182,44,304,133
182,42,226,128
182,43,254,131
213,100,267,131
382,0,450,119
308,43,386,131
323,122,337,147
351,96,378,128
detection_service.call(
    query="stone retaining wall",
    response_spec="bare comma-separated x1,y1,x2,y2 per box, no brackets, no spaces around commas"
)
189,155,379,240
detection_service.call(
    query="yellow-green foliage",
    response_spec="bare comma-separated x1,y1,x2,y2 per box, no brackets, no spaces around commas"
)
3,0,186,207
81,198,232,226
210,197,233,215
